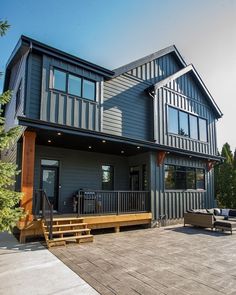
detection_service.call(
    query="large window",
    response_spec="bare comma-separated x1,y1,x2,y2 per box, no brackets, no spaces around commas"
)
15,81,22,112
102,165,114,190
165,165,205,190
168,106,208,142
52,68,96,101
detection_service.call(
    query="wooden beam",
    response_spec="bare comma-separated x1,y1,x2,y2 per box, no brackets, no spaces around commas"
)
157,151,166,166
206,160,216,171
20,131,36,220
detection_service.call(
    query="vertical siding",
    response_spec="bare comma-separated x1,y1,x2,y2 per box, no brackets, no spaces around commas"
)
103,74,153,140
40,55,103,132
128,53,181,83
155,71,218,156
25,53,42,119
4,53,28,132
151,152,215,220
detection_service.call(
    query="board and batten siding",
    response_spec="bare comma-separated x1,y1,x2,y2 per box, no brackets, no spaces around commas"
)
34,145,130,213
40,55,103,131
25,53,42,119
103,53,182,141
155,71,218,156
150,153,214,220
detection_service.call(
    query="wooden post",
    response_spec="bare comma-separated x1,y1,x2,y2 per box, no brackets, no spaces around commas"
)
20,131,36,220
157,151,166,166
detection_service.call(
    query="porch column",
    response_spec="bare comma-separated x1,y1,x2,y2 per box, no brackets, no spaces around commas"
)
20,131,36,220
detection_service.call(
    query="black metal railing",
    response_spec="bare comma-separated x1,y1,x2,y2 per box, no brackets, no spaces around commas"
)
35,190,53,240
76,190,150,216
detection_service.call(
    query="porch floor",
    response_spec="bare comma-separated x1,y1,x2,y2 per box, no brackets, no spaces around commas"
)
51,225,236,295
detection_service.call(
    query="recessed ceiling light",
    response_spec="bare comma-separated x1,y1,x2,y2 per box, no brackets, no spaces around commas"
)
57,132,62,136
121,150,124,154
88,146,92,149
48,140,52,143
102,140,106,143
137,146,140,149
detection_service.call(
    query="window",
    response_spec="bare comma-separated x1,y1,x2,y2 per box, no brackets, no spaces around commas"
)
52,68,96,101
199,118,207,142
53,69,66,92
83,79,96,101
102,165,114,190
179,111,189,137
167,106,208,142
168,107,178,134
41,159,59,166
189,115,198,140
164,165,205,190
68,74,81,96
15,81,22,112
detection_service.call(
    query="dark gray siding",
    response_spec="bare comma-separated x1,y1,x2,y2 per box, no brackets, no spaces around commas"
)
155,71,218,156
150,153,214,220
4,53,28,132
40,55,103,131
103,75,152,140
103,53,182,141
25,53,42,119
34,145,130,213
127,53,181,83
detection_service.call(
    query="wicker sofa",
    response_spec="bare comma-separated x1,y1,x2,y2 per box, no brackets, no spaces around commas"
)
184,209,236,234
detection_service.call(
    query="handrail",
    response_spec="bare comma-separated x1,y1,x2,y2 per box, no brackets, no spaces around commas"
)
36,189,53,240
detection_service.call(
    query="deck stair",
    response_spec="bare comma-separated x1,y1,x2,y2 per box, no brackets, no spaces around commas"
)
41,217,93,248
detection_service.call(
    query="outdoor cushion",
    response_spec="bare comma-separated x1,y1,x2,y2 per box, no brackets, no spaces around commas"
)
229,210,236,217
207,208,214,214
214,208,221,216
221,209,230,216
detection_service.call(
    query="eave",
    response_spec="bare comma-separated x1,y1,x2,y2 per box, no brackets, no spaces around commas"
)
18,116,223,162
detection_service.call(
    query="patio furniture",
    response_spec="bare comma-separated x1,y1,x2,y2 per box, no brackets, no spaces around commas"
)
184,212,214,229
214,220,236,234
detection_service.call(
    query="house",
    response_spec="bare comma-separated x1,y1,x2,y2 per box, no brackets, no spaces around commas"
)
2,36,223,245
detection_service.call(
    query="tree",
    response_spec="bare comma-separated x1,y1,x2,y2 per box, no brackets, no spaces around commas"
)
215,143,236,208
0,20,24,231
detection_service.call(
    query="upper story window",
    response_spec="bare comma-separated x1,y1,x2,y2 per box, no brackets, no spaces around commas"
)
165,165,205,190
15,80,22,112
168,106,208,142
52,68,96,101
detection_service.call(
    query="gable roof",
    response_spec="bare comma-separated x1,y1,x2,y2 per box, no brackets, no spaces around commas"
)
113,45,187,77
147,64,223,119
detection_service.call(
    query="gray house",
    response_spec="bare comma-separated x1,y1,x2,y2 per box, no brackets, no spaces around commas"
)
2,36,223,241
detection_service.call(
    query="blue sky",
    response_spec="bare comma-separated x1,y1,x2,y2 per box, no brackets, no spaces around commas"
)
1,0,236,149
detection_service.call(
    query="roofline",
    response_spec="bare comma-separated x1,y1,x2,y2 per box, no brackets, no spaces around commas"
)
18,116,223,162
113,45,187,78
149,64,223,119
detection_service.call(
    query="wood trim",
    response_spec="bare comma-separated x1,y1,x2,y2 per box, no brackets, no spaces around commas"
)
20,131,36,219
206,160,216,171
157,151,166,166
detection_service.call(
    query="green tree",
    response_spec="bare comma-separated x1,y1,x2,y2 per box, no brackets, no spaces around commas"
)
0,20,24,231
215,143,236,208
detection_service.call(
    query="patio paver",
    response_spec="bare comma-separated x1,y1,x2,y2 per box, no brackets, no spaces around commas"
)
51,225,236,295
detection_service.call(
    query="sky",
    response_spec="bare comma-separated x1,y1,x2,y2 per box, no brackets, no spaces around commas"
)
1,0,236,151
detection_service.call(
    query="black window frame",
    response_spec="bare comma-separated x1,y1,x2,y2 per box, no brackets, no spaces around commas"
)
164,164,206,191
167,106,208,142
52,67,96,102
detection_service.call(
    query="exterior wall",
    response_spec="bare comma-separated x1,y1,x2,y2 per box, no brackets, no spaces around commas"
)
103,53,182,140
39,55,103,131
4,52,28,132
34,145,130,213
25,53,42,119
150,152,214,220
155,72,218,156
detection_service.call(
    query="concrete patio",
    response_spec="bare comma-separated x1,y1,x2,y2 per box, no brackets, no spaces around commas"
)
51,225,236,295
0,232,99,295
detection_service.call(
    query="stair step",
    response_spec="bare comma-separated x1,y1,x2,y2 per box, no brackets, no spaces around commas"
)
52,217,84,222
46,228,90,235
49,234,93,243
44,222,88,228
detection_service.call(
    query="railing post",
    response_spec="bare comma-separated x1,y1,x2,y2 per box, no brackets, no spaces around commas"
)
49,204,53,240
117,192,120,215
42,191,45,219
77,191,81,217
